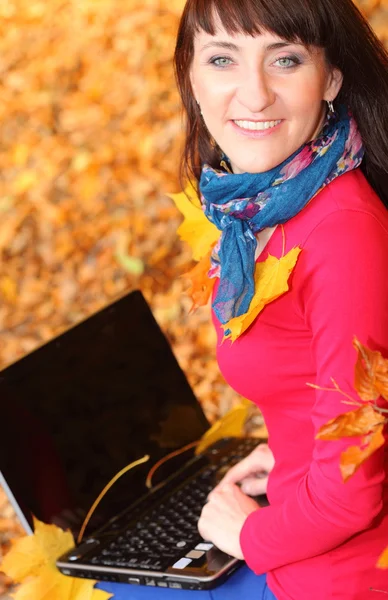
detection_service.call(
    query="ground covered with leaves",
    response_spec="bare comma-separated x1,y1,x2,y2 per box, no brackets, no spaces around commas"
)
1,0,388,595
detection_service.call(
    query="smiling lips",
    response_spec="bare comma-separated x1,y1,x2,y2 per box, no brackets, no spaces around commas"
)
233,119,282,131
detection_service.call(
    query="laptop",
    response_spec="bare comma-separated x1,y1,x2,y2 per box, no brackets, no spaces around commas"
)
0,289,267,590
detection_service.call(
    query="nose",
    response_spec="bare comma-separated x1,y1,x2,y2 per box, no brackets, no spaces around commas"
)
236,67,276,113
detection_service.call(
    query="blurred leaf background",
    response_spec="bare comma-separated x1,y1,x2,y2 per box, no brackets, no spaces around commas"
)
0,0,387,594
0,0,240,421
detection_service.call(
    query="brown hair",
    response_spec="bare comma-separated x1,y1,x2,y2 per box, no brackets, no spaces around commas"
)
174,0,388,207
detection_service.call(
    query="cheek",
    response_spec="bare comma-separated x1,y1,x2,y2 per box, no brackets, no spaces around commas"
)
194,74,235,113
284,75,327,115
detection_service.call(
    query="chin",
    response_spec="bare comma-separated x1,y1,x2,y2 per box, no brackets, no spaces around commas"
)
232,161,281,174
229,150,288,174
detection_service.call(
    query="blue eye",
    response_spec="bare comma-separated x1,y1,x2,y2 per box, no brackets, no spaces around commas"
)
274,55,301,68
210,56,233,68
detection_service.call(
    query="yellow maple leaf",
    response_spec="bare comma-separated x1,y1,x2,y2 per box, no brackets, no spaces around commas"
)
167,181,220,261
377,544,388,569
1,519,112,600
195,399,251,455
222,247,301,342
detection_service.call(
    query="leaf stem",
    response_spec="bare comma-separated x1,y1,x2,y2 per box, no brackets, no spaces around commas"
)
306,380,362,406
307,381,388,419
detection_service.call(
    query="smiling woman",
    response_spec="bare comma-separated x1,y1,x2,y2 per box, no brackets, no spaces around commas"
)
171,0,388,599
175,0,388,206
189,31,342,174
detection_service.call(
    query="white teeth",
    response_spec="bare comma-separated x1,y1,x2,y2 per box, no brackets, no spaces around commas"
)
234,119,282,131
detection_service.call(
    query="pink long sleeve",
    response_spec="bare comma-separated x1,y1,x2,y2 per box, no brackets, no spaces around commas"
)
213,170,388,599
240,209,388,566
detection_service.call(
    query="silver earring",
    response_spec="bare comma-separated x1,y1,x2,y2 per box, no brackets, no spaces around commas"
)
327,100,334,114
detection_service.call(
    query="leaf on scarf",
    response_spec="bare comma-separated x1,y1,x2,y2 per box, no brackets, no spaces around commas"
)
353,337,388,401
195,399,251,455
377,544,388,569
339,424,385,482
222,247,301,342
182,246,216,311
167,182,220,261
317,404,385,440
1,518,112,600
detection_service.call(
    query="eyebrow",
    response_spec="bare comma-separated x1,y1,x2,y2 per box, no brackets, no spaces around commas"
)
200,40,299,52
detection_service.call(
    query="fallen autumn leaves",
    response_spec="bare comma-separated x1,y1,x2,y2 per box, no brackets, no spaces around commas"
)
0,0,245,424
0,0,388,594
0,1,254,592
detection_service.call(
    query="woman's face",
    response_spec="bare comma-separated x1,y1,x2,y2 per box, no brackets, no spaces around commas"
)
190,22,343,174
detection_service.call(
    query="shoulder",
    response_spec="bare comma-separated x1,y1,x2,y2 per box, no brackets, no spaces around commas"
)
280,169,388,299
283,168,388,253
287,172,388,339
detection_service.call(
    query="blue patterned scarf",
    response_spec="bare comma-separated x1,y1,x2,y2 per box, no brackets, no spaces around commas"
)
199,104,364,325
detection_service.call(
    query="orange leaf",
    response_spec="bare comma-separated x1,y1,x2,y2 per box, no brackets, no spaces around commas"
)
377,544,388,569
354,337,388,401
182,246,216,311
340,424,385,482
317,404,385,440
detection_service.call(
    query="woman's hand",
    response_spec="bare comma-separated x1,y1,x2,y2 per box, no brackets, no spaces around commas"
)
197,483,259,559
219,442,275,496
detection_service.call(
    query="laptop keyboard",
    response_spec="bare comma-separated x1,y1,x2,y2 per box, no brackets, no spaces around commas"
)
88,437,264,571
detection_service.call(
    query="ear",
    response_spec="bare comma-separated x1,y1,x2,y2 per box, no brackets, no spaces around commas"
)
325,67,343,103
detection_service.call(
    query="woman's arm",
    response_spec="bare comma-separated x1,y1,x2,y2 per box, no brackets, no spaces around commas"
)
240,207,388,573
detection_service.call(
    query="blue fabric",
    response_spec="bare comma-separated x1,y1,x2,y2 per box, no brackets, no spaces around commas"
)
199,104,364,325
97,566,277,599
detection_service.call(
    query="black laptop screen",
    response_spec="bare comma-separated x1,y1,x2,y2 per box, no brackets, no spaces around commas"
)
0,290,209,537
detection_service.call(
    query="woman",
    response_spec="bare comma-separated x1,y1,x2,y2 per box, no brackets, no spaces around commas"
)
98,0,388,598
175,0,388,598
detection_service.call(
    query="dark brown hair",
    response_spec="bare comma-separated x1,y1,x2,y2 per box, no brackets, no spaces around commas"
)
174,0,388,207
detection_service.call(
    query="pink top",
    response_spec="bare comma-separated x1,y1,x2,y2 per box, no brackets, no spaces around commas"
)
212,169,388,600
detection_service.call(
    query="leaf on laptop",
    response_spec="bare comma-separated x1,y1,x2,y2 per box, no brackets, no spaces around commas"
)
167,182,220,261
195,399,251,455
222,248,301,342
1,518,112,600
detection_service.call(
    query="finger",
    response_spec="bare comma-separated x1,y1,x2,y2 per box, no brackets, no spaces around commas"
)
220,445,273,486
198,506,216,541
240,475,269,496
198,514,207,540
220,462,269,487
207,482,234,502
255,446,275,471
219,461,258,486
